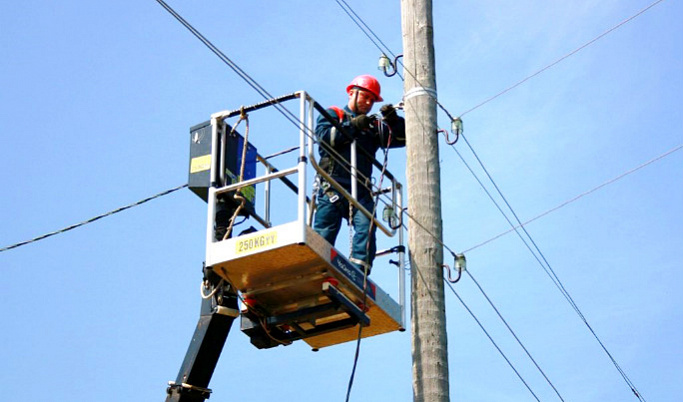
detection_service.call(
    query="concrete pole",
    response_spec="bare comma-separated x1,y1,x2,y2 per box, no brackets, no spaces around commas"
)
400,0,450,401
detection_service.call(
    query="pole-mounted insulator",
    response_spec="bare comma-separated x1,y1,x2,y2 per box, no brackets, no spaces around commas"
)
378,53,403,77
444,252,466,283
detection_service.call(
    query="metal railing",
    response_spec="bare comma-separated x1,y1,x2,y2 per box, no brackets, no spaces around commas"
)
204,91,406,325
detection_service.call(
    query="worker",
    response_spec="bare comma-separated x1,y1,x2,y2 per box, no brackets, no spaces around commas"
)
313,74,406,274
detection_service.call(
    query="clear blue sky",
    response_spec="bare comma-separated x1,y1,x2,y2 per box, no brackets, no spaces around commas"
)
1,1,681,401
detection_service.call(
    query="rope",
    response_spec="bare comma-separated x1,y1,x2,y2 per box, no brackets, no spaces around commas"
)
223,109,250,240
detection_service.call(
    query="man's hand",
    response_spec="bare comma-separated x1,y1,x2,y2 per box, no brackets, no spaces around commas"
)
380,104,398,121
351,114,374,131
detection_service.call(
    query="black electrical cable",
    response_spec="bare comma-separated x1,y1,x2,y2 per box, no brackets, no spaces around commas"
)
457,0,666,118
400,218,564,401
335,0,391,63
263,146,298,160
444,280,542,402
0,184,188,253
397,217,558,401
466,270,565,401
447,140,581,318
453,132,647,400
461,143,683,254
155,0,386,203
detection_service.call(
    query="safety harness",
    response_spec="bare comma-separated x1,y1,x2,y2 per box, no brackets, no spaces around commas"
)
317,106,348,204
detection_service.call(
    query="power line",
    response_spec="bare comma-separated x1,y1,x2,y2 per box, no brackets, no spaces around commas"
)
401,217,563,401
457,0,666,118
444,280,542,402
448,140,681,400
154,0,276,109
154,0,386,204
451,131,647,401
455,130,583,307
160,1,652,399
335,1,657,399
462,142,683,254
335,0,395,62
397,220,547,400
465,270,565,400
0,184,188,253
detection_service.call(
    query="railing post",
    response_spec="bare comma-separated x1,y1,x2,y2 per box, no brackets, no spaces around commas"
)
350,141,358,200
206,117,221,255
307,95,315,221
397,184,406,328
297,92,307,234
264,165,272,225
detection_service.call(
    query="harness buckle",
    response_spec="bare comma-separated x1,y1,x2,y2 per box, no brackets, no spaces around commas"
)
327,191,340,204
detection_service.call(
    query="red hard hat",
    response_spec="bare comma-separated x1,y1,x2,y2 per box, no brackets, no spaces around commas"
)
346,75,383,102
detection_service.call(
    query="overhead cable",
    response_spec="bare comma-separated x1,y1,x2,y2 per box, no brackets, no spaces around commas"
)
396,234,545,401
400,215,564,400
465,270,565,400
154,0,384,203
335,0,400,80
462,142,683,254
0,184,188,253
452,131,646,401
444,280,542,402
335,1,658,399
336,0,563,390
457,0,666,118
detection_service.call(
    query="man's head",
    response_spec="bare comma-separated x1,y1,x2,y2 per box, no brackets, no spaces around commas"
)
346,75,383,114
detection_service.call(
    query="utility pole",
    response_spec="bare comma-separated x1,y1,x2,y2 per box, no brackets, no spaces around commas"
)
400,0,450,401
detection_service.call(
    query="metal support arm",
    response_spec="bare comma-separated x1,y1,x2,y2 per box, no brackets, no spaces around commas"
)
165,267,239,402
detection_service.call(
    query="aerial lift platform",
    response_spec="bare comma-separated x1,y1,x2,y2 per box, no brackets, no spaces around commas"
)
166,91,406,401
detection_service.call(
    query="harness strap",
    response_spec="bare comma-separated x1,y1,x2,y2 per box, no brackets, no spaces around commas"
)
329,106,346,122
320,106,347,178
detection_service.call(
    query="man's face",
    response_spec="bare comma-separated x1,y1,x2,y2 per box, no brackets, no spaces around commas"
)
348,88,376,115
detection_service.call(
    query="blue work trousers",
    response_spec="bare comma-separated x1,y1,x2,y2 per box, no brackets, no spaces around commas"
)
313,189,377,272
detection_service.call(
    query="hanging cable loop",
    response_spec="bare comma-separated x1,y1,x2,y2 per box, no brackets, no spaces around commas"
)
440,117,463,145
200,278,225,300
437,128,450,144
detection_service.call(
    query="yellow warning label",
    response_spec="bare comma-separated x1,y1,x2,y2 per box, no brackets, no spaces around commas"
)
235,230,278,255
190,154,212,174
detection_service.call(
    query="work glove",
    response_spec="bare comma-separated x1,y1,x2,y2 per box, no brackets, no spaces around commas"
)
350,114,374,131
380,104,398,122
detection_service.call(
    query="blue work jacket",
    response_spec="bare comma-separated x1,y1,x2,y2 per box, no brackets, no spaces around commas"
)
315,105,405,198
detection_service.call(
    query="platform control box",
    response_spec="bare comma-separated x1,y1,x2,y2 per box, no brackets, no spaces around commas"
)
188,120,257,207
